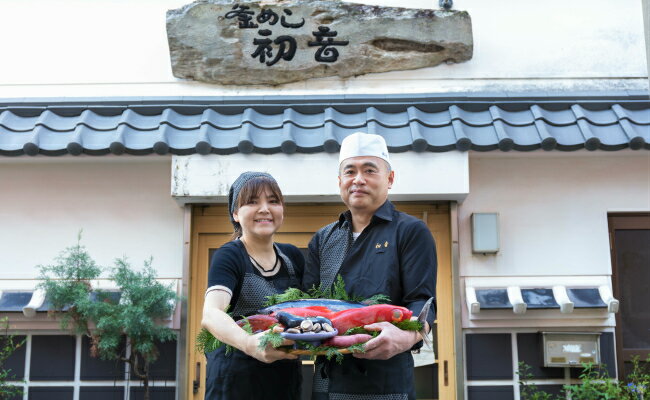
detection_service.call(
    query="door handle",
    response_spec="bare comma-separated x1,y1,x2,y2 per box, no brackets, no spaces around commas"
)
193,362,201,394
443,360,449,386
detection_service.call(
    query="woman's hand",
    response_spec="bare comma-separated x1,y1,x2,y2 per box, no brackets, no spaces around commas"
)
203,290,298,363
243,331,298,363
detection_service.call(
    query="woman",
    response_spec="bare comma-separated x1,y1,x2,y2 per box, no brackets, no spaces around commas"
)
202,171,303,400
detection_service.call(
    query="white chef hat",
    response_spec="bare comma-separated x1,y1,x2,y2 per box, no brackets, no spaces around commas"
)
338,132,390,166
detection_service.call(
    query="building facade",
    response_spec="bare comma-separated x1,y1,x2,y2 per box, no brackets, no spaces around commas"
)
0,1,648,399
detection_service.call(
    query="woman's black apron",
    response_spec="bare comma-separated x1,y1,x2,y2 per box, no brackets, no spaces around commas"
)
205,243,302,400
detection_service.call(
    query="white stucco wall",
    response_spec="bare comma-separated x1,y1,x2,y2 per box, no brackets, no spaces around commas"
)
459,151,650,278
0,0,646,97
0,157,184,279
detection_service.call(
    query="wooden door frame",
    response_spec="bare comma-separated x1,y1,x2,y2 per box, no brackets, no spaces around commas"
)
178,204,192,400
183,202,459,400
608,212,650,378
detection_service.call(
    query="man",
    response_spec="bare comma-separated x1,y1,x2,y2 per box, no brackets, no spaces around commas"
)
303,132,437,400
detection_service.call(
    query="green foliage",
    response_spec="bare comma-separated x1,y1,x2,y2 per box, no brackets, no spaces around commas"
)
564,363,625,400
91,257,177,364
361,293,392,305
345,342,366,354
196,326,242,356
37,232,102,335
343,320,421,336
264,276,392,308
518,358,650,400
392,319,423,332
265,275,371,307
264,287,313,307
196,306,240,356
0,317,24,399
258,331,284,349
625,356,649,399
517,362,556,400
38,235,179,399
299,341,368,364
308,275,365,302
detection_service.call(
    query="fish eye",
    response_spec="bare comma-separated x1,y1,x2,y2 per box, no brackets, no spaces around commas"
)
392,309,403,321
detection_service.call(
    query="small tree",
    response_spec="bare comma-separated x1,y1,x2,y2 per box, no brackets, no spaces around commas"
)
38,235,178,400
0,317,24,399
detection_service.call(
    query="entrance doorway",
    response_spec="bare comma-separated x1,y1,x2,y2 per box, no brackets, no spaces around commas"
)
186,203,455,400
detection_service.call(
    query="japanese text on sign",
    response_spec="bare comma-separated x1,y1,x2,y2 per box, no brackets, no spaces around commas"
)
224,3,349,66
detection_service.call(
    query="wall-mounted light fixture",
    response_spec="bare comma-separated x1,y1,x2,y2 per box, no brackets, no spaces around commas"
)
472,212,499,254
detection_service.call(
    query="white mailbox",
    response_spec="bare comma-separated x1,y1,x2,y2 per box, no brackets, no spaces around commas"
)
542,332,601,368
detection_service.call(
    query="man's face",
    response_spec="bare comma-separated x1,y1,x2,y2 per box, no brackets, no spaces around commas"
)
338,156,394,213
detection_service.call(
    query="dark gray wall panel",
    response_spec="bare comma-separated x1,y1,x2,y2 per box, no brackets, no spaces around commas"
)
3,335,25,379
130,339,177,381
79,387,125,400
517,333,564,379
466,334,513,380
30,335,75,381
468,385,514,400
129,387,175,400
415,364,439,400
80,336,126,380
28,387,74,400
537,384,566,396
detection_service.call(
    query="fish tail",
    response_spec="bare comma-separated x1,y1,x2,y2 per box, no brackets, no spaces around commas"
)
417,297,435,348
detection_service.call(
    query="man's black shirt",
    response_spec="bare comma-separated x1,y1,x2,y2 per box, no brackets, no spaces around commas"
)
303,200,437,328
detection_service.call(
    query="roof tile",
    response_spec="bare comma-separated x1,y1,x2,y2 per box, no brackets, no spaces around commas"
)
1,101,648,156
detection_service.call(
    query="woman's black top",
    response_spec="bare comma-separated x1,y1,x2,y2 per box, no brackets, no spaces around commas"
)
205,240,304,400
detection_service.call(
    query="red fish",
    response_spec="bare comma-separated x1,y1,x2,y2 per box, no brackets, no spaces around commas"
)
271,306,334,318
236,314,278,333
329,304,413,334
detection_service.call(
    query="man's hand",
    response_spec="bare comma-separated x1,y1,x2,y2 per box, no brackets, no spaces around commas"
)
244,331,298,363
352,322,421,360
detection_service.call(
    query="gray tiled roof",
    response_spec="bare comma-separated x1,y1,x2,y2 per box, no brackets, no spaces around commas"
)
474,288,607,311
0,291,118,313
1,97,648,156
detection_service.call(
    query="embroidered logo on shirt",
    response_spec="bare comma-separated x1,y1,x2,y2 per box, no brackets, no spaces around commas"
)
384,241,389,247
375,243,382,249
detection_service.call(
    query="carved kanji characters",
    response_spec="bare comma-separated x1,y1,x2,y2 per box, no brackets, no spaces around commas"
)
308,26,349,62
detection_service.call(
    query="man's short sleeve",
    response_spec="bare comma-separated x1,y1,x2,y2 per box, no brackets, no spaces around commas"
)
206,242,243,298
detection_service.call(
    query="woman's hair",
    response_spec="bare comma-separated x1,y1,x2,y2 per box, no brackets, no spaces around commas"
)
231,176,284,239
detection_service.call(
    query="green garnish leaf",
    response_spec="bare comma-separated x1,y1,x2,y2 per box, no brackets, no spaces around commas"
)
361,294,391,305
346,343,366,354
392,319,423,331
258,331,285,349
196,328,236,355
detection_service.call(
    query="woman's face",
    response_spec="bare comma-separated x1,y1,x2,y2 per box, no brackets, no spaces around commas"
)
233,187,284,239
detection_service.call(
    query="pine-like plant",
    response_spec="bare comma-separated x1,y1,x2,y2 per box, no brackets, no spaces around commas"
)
38,235,178,400
0,317,24,399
